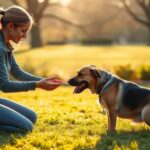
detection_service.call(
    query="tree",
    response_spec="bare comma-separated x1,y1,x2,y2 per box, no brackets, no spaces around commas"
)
119,0,150,45
11,0,87,48
70,0,118,40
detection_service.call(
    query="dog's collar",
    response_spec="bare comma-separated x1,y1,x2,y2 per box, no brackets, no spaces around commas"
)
96,75,117,95
96,75,110,94
96,75,115,115
96,82,106,94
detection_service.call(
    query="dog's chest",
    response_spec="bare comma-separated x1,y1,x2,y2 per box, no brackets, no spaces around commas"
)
98,94,118,111
98,97,109,110
98,83,124,110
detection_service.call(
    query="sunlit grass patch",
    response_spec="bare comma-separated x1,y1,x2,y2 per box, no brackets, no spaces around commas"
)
0,86,150,149
1,45,150,149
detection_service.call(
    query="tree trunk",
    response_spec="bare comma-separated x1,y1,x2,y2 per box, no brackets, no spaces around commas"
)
30,25,43,48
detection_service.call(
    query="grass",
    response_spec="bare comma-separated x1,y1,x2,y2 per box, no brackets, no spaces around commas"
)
0,45,150,149
0,88,150,150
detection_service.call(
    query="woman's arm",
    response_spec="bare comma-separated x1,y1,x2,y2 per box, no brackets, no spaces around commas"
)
0,50,62,92
0,49,37,92
10,53,43,81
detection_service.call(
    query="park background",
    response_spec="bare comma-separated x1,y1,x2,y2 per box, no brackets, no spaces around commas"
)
0,0,150,150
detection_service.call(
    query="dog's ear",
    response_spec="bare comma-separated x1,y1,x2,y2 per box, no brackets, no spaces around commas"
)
90,68,101,78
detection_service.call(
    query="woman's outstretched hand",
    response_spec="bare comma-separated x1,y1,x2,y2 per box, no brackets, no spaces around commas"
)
36,76,63,91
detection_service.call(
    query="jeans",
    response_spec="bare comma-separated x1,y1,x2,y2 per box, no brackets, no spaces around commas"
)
0,98,37,133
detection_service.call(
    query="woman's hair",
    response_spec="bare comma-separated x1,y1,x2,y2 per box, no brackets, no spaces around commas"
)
0,5,34,27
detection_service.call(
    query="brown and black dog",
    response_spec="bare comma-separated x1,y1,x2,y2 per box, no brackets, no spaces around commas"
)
68,65,150,132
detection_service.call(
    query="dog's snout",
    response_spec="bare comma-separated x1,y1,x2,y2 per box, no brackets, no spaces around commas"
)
68,79,72,85
68,78,78,86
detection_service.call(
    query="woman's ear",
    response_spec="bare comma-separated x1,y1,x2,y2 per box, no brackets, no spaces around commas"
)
7,22,14,32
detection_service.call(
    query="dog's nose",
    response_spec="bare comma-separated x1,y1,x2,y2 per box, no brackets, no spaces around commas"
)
68,78,77,86
68,79,72,85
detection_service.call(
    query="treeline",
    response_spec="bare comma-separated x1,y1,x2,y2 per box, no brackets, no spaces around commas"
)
21,62,150,81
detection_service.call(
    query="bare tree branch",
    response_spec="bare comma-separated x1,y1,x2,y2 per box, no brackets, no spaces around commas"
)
120,0,149,26
48,2,85,14
38,1,86,23
137,0,150,20
38,0,49,18
43,13,89,35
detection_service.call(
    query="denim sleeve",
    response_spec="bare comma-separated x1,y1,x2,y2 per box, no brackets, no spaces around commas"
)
0,49,37,93
10,54,43,81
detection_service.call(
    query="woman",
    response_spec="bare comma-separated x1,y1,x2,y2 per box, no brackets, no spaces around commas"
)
0,5,62,133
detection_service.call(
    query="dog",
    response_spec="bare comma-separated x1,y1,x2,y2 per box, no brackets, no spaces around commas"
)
68,65,150,132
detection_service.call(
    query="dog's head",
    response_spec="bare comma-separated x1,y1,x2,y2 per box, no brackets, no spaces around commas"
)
68,65,106,94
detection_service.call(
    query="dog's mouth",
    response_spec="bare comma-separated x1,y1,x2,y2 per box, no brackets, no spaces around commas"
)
73,81,89,93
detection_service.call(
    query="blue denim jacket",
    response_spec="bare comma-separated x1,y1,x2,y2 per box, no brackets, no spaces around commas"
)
0,30,42,92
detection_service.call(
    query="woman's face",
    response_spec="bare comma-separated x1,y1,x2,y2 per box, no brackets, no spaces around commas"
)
8,22,31,44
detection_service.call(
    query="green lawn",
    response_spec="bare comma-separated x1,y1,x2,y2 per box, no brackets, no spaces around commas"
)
0,87,150,150
0,45,150,150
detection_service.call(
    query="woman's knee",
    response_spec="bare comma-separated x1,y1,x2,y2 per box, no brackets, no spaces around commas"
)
21,120,34,133
30,111,37,124
24,109,37,124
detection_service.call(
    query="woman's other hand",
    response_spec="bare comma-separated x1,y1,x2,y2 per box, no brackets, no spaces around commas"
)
36,77,63,91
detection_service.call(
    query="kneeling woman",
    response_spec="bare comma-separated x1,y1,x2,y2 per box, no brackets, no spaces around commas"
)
0,5,62,133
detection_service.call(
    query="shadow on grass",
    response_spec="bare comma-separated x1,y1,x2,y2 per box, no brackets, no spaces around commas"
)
92,129,150,150
0,132,26,148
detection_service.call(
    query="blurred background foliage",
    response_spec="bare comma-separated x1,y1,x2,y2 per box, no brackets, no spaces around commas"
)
1,0,150,81
0,0,149,48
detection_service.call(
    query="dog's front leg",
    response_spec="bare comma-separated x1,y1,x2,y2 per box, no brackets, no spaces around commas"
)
107,109,117,132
